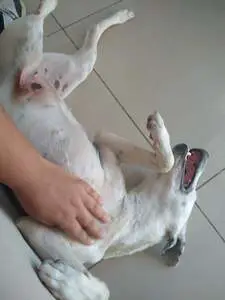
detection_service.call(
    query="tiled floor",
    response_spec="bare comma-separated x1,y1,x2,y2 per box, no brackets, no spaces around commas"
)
25,0,225,299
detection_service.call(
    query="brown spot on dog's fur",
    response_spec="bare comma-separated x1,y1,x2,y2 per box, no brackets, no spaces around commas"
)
62,83,68,92
31,82,42,90
54,80,60,89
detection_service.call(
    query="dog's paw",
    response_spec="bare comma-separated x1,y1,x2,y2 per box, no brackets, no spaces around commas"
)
114,9,135,24
147,112,167,149
37,0,58,18
39,260,109,300
147,112,174,172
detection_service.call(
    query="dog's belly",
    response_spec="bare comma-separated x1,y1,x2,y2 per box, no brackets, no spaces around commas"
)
23,53,88,100
18,181,128,266
12,100,105,191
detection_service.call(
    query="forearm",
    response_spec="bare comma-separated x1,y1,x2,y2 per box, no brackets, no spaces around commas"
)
0,106,108,243
0,105,43,190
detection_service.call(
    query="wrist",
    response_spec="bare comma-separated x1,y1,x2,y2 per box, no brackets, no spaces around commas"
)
2,151,44,192
0,105,45,191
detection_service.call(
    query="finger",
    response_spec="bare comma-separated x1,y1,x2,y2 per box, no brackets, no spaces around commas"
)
84,196,110,223
60,220,93,245
77,206,103,239
84,184,103,204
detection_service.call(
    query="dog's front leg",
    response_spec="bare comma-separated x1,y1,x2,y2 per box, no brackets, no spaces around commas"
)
38,260,109,300
5,0,58,94
161,225,187,267
95,112,174,173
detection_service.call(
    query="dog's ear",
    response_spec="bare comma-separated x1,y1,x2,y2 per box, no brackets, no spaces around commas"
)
161,237,177,255
161,238,186,267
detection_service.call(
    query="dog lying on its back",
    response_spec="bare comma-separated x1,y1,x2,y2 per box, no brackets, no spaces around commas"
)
0,0,209,299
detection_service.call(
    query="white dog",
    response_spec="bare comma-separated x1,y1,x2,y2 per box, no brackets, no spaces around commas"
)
0,0,209,299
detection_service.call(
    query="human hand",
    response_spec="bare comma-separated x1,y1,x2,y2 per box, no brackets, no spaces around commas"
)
0,106,109,245
14,159,110,245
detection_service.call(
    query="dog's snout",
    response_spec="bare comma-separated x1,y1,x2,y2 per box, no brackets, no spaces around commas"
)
172,144,188,156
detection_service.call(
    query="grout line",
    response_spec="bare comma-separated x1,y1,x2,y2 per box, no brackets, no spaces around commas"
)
50,13,64,30
45,28,61,38
52,0,123,31
195,203,225,243
195,167,225,244
96,68,225,245
49,3,225,246
197,167,225,191
94,70,151,144
52,14,152,146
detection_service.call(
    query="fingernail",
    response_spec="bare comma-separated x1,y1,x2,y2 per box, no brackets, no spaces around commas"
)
98,198,104,204
99,228,105,238
103,214,111,223
87,239,95,245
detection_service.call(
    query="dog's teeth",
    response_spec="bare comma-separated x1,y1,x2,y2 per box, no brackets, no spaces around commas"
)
185,152,191,160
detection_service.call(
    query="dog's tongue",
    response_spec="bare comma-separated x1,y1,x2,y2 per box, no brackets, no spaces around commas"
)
184,150,201,187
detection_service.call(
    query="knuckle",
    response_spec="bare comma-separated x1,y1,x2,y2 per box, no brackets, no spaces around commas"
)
80,231,89,242
93,205,105,219
72,222,81,233
90,201,99,213
89,189,99,199
83,216,95,228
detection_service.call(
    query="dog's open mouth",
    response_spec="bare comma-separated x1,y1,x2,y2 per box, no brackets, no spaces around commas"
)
182,149,204,191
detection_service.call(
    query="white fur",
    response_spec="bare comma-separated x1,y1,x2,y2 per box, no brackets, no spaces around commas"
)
0,1,207,299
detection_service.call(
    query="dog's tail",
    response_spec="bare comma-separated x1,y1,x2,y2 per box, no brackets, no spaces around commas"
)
37,0,57,19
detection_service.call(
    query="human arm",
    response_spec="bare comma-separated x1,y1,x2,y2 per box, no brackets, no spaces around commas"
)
0,105,109,245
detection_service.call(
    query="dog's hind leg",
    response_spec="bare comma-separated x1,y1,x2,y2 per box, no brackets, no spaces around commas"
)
95,112,174,173
19,0,57,88
38,260,109,300
55,10,135,100
77,9,135,60
0,0,58,95
22,9,134,100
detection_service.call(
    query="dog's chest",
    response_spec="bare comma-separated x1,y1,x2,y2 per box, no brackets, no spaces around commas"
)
3,97,105,190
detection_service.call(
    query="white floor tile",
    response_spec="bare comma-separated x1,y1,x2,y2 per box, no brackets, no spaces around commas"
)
198,172,225,240
65,0,225,182
53,0,121,28
92,208,225,300
44,30,149,146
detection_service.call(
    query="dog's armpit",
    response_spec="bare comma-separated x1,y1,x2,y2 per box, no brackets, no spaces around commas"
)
13,70,54,103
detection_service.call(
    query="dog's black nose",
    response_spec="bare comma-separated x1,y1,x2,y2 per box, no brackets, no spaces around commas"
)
172,143,188,155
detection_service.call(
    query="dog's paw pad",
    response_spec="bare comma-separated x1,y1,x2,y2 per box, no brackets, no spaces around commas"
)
147,112,164,131
116,9,135,23
164,254,180,267
146,112,165,147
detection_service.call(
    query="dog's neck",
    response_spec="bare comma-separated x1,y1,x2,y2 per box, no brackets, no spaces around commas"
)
106,174,182,259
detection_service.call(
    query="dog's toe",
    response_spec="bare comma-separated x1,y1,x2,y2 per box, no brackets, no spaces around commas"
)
116,9,135,24
38,260,109,300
